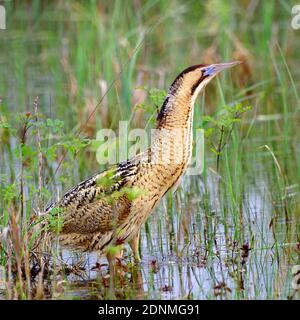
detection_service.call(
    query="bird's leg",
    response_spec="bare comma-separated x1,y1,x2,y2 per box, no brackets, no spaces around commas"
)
107,256,116,299
106,244,123,297
129,231,141,263
131,265,144,297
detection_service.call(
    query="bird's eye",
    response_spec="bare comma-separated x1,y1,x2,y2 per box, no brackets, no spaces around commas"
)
202,66,216,77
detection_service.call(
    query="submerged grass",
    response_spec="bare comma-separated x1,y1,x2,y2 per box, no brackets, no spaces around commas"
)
0,0,299,299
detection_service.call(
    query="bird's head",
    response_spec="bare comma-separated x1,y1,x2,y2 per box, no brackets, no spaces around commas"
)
169,61,241,101
156,61,241,126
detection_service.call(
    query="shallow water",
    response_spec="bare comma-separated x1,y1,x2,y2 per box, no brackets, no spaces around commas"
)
57,162,299,300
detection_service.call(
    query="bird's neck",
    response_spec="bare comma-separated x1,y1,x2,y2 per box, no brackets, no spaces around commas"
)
150,91,195,167
156,91,194,130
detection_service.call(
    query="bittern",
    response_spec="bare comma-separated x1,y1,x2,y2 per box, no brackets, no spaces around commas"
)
45,61,240,265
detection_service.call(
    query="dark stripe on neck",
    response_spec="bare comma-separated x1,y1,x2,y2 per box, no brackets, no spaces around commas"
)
191,74,207,95
156,96,169,123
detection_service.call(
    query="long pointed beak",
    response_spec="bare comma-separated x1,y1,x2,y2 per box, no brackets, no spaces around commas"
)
203,61,242,77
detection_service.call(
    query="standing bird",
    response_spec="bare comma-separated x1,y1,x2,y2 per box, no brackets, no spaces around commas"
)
44,61,240,265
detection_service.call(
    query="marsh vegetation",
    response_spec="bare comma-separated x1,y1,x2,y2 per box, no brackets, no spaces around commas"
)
0,0,299,299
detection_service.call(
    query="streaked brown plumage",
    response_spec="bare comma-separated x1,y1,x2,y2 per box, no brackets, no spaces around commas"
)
45,61,240,263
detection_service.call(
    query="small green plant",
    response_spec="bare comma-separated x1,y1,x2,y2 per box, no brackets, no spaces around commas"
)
202,103,252,171
46,207,64,234
135,86,167,123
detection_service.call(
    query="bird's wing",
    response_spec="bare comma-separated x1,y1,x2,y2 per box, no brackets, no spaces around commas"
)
45,153,146,234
